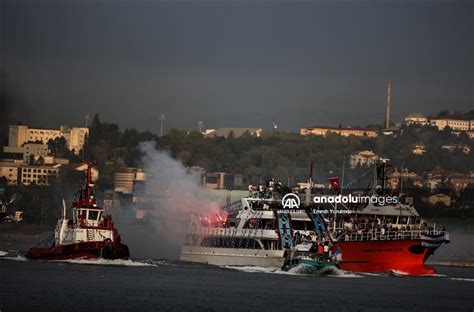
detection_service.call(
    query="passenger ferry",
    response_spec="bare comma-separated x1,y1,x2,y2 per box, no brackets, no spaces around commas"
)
180,162,449,275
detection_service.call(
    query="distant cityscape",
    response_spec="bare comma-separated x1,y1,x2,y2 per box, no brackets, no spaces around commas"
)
1,108,474,223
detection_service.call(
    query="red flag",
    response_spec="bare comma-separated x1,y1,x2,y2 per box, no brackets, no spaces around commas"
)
329,177,341,194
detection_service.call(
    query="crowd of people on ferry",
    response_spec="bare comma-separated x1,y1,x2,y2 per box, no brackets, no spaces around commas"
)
248,179,292,199
329,215,442,241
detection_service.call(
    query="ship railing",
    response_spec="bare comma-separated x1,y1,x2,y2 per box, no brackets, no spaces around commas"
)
342,230,449,242
221,199,243,213
198,227,277,239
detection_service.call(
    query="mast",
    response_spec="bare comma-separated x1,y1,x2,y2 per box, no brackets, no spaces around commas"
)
85,159,93,205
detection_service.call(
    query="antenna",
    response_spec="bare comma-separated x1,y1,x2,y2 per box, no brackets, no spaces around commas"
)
160,113,165,137
82,114,90,161
385,80,391,129
62,199,67,219
84,114,90,128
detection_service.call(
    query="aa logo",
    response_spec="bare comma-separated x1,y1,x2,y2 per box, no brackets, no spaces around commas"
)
282,193,300,209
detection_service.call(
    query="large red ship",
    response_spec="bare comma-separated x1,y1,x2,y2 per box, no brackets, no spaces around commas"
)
26,161,130,260
327,201,449,275
325,160,450,275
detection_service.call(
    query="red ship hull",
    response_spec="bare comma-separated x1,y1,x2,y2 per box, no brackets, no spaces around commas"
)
335,240,438,275
26,241,130,261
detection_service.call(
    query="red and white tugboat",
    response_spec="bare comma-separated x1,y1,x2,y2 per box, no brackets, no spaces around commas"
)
26,161,130,260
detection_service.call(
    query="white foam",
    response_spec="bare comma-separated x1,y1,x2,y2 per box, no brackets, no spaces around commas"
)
55,258,157,267
0,255,28,262
140,259,177,266
328,267,364,278
224,264,363,278
224,265,281,274
359,272,386,277
449,277,474,282
390,270,410,276
0,250,8,256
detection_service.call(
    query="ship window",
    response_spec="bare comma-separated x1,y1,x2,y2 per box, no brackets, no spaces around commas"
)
261,239,278,250
243,218,275,230
88,210,99,220
200,237,262,249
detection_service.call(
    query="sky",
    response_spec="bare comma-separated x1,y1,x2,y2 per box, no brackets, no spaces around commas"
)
1,0,473,132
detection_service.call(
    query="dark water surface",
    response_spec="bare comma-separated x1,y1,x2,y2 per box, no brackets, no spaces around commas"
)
0,258,473,312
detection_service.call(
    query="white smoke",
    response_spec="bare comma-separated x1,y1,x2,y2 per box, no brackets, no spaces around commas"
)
124,141,221,260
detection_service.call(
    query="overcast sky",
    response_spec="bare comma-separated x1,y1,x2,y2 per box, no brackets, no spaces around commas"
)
1,0,473,132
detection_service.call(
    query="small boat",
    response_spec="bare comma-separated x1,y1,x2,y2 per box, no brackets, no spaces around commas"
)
26,160,130,260
282,243,340,273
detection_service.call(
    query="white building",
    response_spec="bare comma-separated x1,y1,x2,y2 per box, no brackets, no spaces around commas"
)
8,125,89,154
300,126,379,138
349,150,379,169
404,113,429,126
19,164,61,186
3,143,49,163
430,119,473,131
0,161,21,185
0,161,61,186
203,128,263,138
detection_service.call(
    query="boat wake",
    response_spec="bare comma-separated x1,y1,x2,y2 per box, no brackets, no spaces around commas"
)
224,265,282,274
0,251,28,262
390,270,447,277
449,277,474,282
53,258,158,267
0,251,175,267
224,265,363,278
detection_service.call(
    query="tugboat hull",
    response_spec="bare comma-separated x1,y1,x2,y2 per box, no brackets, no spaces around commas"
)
26,241,130,261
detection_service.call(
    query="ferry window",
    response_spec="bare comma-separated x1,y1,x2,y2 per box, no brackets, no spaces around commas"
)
89,210,99,220
200,237,262,249
243,218,258,229
261,239,277,250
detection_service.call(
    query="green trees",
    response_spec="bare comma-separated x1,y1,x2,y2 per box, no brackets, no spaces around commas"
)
47,137,70,158
79,114,473,190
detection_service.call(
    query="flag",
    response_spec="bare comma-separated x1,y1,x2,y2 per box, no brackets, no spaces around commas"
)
329,177,341,194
